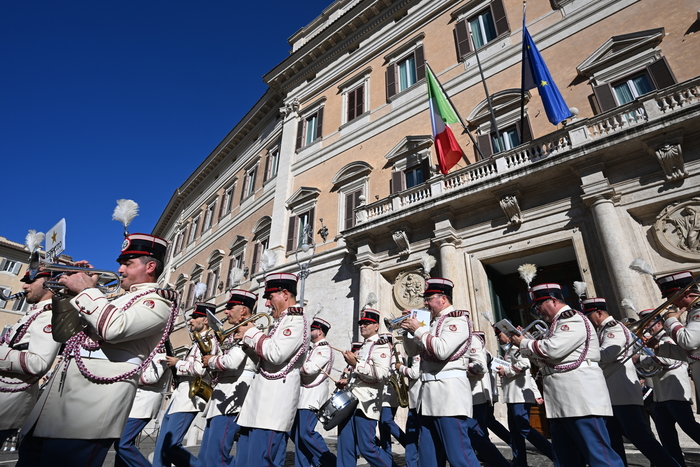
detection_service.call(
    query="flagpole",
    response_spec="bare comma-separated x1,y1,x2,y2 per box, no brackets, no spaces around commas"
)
425,62,485,160
520,0,527,140
472,39,501,155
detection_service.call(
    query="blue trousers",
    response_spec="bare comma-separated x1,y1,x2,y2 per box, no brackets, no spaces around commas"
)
379,406,406,454
485,404,511,445
466,404,510,467
607,405,680,467
507,403,556,466
17,435,115,467
653,400,700,467
549,417,624,467
290,409,336,467
152,410,197,467
238,428,288,467
418,415,481,467
403,409,419,467
337,410,397,467
196,415,240,467
114,418,151,467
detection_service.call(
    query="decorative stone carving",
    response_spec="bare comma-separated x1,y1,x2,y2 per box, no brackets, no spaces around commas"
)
279,98,301,119
653,198,700,261
500,194,524,226
392,230,411,256
393,270,426,310
655,143,687,181
355,194,367,225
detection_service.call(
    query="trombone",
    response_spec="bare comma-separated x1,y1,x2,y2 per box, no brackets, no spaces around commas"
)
214,313,271,344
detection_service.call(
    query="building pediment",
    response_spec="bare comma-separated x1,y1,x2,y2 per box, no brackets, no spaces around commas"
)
384,136,433,165
228,235,248,251
576,28,665,77
286,187,321,209
468,89,531,124
331,161,373,188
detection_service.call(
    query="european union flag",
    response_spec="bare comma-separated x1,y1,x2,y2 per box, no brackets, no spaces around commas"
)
522,20,572,125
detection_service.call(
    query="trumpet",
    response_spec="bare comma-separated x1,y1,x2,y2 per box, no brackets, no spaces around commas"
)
214,313,271,344
39,263,122,295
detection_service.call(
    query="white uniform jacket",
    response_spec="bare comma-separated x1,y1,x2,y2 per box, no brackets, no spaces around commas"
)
0,300,60,430
298,338,332,411
468,335,491,405
349,334,391,420
398,355,421,410
404,306,473,417
129,352,170,420
640,335,692,403
237,306,308,432
204,338,258,419
520,306,613,419
23,283,173,439
169,329,221,415
499,343,538,404
596,316,642,406
661,304,700,405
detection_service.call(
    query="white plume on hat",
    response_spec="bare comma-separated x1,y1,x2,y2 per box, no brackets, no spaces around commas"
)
260,249,277,272
573,281,588,299
25,230,45,254
112,199,139,237
229,267,245,287
629,258,655,278
621,298,637,313
421,254,436,275
481,311,494,325
364,292,378,309
194,282,207,300
517,263,538,287
312,302,324,319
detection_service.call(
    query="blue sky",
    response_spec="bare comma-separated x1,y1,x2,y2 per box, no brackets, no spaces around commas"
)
1,1,332,271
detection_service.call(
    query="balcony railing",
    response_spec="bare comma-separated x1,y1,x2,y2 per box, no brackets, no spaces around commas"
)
355,76,700,226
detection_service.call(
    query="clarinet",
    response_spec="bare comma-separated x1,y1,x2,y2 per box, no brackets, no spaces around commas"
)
163,339,181,386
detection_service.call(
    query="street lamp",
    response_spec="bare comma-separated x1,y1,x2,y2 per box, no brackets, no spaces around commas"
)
295,222,315,305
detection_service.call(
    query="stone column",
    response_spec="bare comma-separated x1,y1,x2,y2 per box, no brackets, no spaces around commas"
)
432,209,467,309
578,164,637,318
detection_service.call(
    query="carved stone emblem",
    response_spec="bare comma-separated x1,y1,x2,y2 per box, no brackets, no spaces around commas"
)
653,198,700,260
393,271,426,310
499,194,524,226
655,143,687,181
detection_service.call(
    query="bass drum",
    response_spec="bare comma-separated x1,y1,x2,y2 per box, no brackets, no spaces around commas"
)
314,389,359,431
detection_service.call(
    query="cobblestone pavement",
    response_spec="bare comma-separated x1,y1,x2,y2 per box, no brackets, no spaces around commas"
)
2,436,700,466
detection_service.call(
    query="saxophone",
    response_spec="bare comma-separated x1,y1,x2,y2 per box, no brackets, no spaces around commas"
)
188,330,214,401
389,340,409,408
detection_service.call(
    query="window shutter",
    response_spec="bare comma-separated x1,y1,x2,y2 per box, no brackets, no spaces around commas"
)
347,89,356,122
296,119,304,150
386,64,396,100
355,85,364,117
520,117,534,144
390,171,405,194
316,108,324,139
287,216,297,251
263,153,271,182
454,19,472,61
345,191,362,229
491,0,510,37
420,157,432,182
415,46,426,82
0,259,6,272
593,83,616,113
251,243,260,275
647,57,677,90
308,208,315,237
240,176,247,204
477,133,493,159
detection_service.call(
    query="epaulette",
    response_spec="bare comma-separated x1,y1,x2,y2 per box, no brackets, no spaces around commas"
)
604,320,618,329
560,309,576,319
287,307,304,315
473,332,485,346
316,341,329,346
376,337,389,345
447,310,470,318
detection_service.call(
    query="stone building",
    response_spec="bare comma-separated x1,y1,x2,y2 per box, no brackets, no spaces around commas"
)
153,0,700,364
0,236,32,329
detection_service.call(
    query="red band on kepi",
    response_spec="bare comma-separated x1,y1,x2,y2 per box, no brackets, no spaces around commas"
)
227,289,257,310
262,272,298,299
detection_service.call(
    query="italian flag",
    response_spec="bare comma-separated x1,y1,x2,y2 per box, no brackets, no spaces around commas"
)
427,66,463,175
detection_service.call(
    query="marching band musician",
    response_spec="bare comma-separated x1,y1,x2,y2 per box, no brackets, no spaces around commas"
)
509,283,624,467
637,308,700,466
336,308,396,467
582,297,680,467
198,289,259,467
234,272,308,467
655,272,700,400
18,233,175,467
494,327,554,467
400,277,482,467
113,350,170,467
394,352,420,467
465,331,511,467
153,302,221,467
378,332,406,457
291,317,336,467
0,270,61,447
